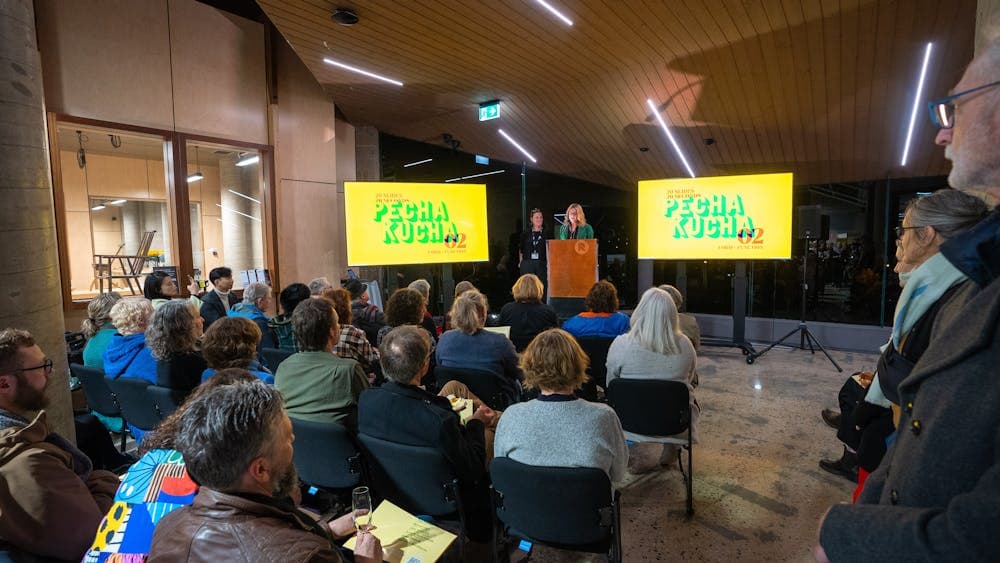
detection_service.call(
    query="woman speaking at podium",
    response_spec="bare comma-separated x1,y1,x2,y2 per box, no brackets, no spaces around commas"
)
559,203,594,240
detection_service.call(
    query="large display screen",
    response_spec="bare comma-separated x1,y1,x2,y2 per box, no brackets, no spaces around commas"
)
344,182,489,266
638,172,793,260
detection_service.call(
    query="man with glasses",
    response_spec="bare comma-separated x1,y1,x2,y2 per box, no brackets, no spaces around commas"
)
816,38,1000,561
0,328,119,560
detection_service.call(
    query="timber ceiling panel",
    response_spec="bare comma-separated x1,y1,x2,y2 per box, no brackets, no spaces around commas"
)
258,0,976,189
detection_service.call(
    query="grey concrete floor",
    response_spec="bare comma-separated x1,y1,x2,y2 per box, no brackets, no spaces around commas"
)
526,344,879,562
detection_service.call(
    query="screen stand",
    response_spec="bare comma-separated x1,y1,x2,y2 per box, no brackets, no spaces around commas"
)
745,238,843,371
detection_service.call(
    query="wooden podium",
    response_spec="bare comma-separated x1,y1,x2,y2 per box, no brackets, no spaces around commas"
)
547,239,598,299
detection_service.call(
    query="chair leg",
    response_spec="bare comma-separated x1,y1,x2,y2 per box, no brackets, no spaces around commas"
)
686,430,694,517
119,428,127,453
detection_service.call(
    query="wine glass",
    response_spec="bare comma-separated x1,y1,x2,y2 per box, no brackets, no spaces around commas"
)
352,486,373,532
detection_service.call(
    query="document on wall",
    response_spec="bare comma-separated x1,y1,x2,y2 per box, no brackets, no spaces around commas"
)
343,499,457,563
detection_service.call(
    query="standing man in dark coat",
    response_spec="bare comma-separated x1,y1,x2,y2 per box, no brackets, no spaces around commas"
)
199,266,239,330
816,37,1000,561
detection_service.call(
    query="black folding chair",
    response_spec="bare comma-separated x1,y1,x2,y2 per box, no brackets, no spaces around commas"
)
490,457,621,563
71,364,126,452
290,417,364,491
575,336,614,390
435,366,515,410
607,379,694,515
146,385,189,419
106,377,163,441
359,433,469,559
261,347,294,372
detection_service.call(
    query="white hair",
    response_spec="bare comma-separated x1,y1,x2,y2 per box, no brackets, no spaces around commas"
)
243,282,272,305
627,287,683,355
407,279,431,301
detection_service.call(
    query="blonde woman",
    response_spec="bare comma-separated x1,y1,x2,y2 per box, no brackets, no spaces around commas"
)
558,203,594,240
606,287,698,473
498,274,557,345
82,292,122,369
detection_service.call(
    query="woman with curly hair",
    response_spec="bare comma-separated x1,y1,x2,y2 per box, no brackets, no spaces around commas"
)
199,316,273,384
147,300,206,393
494,328,627,482
560,280,630,338
82,292,122,369
103,298,156,442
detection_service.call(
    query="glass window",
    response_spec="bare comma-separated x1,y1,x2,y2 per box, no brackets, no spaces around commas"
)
186,142,265,290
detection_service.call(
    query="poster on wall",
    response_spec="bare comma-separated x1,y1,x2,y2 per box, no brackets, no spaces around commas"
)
637,172,793,260
344,182,490,266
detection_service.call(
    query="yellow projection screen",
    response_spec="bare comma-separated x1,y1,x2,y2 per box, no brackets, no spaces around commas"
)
638,173,793,260
344,182,489,266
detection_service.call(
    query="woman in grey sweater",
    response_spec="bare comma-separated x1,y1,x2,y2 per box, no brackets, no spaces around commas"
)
494,329,628,483
606,287,698,473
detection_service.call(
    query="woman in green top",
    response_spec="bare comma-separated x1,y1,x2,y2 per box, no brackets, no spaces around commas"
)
81,291,125,432
558,203,595,240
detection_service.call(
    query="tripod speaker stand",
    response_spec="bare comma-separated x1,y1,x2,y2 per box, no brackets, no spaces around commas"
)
745,236,843,371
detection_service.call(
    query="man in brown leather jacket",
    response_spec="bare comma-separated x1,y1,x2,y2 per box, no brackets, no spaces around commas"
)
148,380,382,562
0,329,120,561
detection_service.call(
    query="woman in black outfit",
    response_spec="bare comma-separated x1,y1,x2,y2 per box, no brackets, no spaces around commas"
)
518,208,548,295
499,273,558,351
146,299,206,393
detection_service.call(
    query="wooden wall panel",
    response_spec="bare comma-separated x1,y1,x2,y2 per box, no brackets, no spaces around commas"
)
85,154,149,200
60,151,88,212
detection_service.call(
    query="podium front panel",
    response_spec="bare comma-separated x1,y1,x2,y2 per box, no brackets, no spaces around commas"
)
546,239,598,298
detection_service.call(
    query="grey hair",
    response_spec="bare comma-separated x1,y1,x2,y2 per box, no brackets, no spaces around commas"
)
379,325,431,384
174,380,286,492
308,277,331,296
147,300,199,360
408,279,431,301
109,298,153,336
243,282,272,305
628,287,683,356
657,284,684,310
906,189,989,240
82,292,122,338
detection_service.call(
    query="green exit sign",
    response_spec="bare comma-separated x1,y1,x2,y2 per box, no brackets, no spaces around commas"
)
478,100,500,121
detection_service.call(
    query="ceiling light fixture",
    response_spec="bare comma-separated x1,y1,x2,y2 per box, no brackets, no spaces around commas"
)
498,129,537,163
90,204,106,211
228,189,261,205
108,199,127,205
444,170,506,183
533,0,573,26
322,57,403,86
188,146,204,183
900,42,933,167
645,99,696,178
403,158,433,168
235,154,260,167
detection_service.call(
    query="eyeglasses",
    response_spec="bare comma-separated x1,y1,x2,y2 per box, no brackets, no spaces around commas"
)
927,80,1000,129
894,225,924,239
15,358,54,376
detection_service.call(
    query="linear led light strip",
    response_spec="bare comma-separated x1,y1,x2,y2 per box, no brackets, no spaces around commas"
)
322,57,403,87
645,99,696,178
228,189,261,205
445,170,506,183
900,43,933,167
534,0,573,26
498,129,537,163
403,158,433,167
217,203,261,222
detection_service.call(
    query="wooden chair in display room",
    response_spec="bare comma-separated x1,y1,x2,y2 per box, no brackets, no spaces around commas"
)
607,378,694,516
93,230,156,295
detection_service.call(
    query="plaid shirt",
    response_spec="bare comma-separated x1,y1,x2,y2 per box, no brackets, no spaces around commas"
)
334,324,379,373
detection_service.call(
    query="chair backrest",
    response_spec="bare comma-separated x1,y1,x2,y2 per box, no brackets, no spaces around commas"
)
510,334,534,353
491,457,617,550
126,230,156,274
261,347,294,372
146,385,189,419
434,366,511,410
358,433,460,517
575,336,614,389
606,379,690,437
71,364,121,418
291,417,363,490
106,377,162,431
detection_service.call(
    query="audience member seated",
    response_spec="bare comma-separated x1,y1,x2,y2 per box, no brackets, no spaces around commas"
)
495,328,628,483
658,284,701,351
81,292,124,433
344,279,386,345
269,282,312,352
606,287,698,474
376,288,435,346
199,266,238,330
228,282,278,354
407,278,439,340
148,379,382,562
819,188,989,485
0,328,119,561
200,317,273,384
359,325,497,542
82,292,122,369
309,276,333,297
147,300,206,394
437,290,523,403
561,280,630,338
276,298,368,430
498,274,558,345
103,298,158,442
324,287,380,376
442,280,477,332
143,270,201,311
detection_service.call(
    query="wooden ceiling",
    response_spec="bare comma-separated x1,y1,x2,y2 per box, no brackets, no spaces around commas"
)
258,0,976,190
